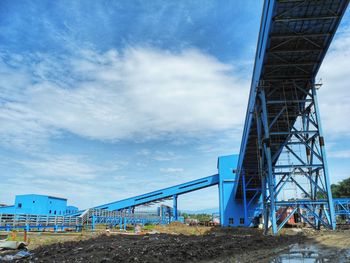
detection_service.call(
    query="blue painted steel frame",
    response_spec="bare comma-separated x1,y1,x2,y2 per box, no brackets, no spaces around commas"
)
237,0,349,234
62,1,350,234
333,198,350,219
255,80,337,234
237,0,275,178
0,224,82,232
93,174,219,212
173,194,178,221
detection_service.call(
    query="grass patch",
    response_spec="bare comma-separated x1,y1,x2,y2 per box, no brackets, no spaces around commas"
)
143,224,156,231
154,222,211,235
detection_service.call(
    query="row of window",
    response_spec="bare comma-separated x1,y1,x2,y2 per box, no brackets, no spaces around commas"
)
17,202,64,215
49,210,62,215
228,218,245,225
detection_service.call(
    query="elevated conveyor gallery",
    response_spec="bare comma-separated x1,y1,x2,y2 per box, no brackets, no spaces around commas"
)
84,155,260,228
82,0,349,234
236,0,349,234
92,174,220,221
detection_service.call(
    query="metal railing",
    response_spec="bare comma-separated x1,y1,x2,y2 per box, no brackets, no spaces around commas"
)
0,213,82,231
79,208,168,230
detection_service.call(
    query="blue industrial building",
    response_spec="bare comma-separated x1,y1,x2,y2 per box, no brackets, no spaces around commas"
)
66,205,79,215
0,194,78,215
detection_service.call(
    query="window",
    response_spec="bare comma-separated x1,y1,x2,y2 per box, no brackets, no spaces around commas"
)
229,218,234,225
54,210,56,215
33,201,35,203
240,218,245,225
18,203,22,208
49,210,52,214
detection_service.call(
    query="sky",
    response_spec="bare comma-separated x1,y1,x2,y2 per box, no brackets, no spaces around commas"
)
0,0,349,211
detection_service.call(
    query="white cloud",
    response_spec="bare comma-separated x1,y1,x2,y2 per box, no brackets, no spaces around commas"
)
137,149,182,161
317,26,350,138
0,153,128,207
0,47,249,151
160,167,184,173
15,154,121,181
328,150,350,158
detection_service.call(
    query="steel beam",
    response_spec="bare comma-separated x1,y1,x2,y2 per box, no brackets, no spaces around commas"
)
93,174,219,211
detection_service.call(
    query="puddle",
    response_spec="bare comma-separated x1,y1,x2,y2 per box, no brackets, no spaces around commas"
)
271,243,350,263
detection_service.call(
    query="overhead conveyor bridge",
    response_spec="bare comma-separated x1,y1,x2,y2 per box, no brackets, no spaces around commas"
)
78,0,349,235
236,0,349,234
85,155,260,228
92,174,220,220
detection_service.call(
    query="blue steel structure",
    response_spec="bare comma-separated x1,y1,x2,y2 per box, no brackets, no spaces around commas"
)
89,210,168,231
87,0,348,233
3,1,348,235
80,155,257,228
88,166,256,227
0,213,82,232
82,0,350,231
92,174,219,216
236,0,349,234
333,198,350,219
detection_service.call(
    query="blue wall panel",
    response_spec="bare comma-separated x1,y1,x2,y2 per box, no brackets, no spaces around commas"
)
0,194,77,216
218,154,261,227
218,154,242,227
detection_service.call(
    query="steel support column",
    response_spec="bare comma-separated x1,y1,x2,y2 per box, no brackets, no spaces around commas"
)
173,194,178,221
311,85,336,229
257,87,278,234
255,81,336,234
242,172,248,224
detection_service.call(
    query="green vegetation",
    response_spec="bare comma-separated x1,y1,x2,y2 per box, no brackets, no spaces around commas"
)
331,177,350,198
143,224,156,231
6,230,23,242
181,213,211,222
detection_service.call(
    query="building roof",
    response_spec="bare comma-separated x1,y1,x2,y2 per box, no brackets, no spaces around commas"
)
16,194,67,201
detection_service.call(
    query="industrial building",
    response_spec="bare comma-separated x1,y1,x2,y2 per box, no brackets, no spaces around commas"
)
0,194,78,215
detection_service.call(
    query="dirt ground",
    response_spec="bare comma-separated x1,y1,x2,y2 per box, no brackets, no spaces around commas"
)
2,225,350,263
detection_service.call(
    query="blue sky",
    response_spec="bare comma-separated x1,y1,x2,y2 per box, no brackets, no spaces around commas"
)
0,1,349,211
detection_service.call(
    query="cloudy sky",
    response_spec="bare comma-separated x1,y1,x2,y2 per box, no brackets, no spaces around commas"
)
0,0,349,211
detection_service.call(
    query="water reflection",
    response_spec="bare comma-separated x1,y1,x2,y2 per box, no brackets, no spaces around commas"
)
271,243,350,263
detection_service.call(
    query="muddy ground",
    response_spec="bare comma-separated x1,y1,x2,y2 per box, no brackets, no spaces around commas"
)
3,227,350,262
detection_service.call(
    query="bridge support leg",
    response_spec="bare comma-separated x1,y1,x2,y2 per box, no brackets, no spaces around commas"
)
259,89,277,235
256,111,269,232
311,86,336,230
92,215,95,231
256,89,277,235
255,81,336,234
173,194,178,221
242,172,248,225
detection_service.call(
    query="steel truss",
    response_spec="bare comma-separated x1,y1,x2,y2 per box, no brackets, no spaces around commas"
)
334,198,350,219
255,80,336,234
